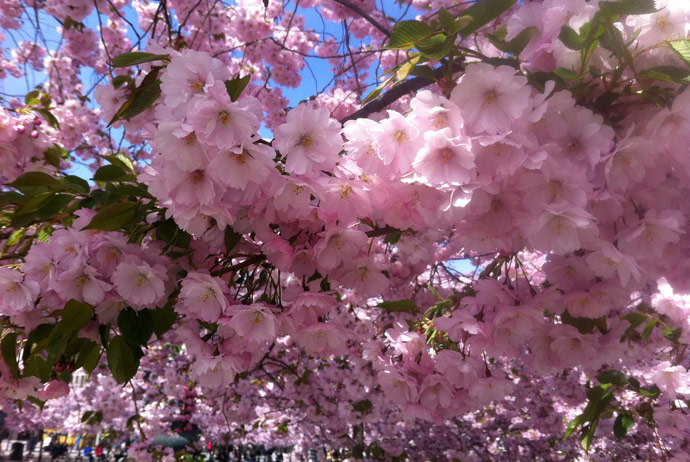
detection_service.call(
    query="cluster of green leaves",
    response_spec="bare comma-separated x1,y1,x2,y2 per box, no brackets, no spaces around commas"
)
107,305,177,383
0,150,157,260
364,0,517,104
0,296,179,406
565,369,660,451
5,300,98,406
23,89,60,129
620,304,685,348
545,0,690,114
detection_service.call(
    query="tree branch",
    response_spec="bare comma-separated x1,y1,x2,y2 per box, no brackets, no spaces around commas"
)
339,60,464,124
332,0,391,38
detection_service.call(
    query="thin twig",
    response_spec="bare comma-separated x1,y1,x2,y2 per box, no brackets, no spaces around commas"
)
332,0,391,38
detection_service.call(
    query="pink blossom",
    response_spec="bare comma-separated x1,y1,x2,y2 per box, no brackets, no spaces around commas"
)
339,257,389,296
112,260,169,310
53,264,112,305
0,268,39,316
295,322,347,355
313,227,367,270
273,103,341,175
228,304,277,345
450,63,532,134
190,355,238,389
377,111,423,175
418,374,453,411
650,361,690,400
377,369,418,405
36,380,70,401
434,310,480,341
178,272,228,323
208,142,274,190
160,49,230,109
411,129,475,186
188,84,261,149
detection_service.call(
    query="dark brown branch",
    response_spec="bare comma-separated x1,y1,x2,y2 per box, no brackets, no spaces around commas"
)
211,254,267,277
332,0,391,38
339,61,464,124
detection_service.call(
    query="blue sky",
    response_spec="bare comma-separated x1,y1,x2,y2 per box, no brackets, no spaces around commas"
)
0,1,418,177
1,2,417,109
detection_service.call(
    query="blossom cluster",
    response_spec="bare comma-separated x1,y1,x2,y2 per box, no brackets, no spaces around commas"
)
1,0,690,461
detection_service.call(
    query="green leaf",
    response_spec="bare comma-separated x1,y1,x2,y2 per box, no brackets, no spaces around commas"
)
438,8,456,34
157,218,192,248
22,324,55,360
8,172,62,190
564,414,584,439
108,76,162,126
1,333,20,378
118,307,155,346
93,165,132,182
554,67,579,80
25,90,40,106
502,26,538,55
34,108,60,129
385,231,401,245
44,145,66,168
600,21,634,68
78,341,102,374
408,65,436,80
638,385,660,398
377,299,419,314
352,399,372,413
38,193,73,220
416,33,452,60
662,326,682,342
0,191,27,205
73,339,98,368
82,201,137,231
107,335,140,383
456,0,517,38
620,311,646,341
60,299,94,332
105,153,135,172
294,369,313,386
369,445,385,459
82,410,94,423
23,356,52,381
225,75,252,102
62,175,90,194
639,66,690,82
387,20,435,49
112,75,130,88
667,39,690,65
641,319,658,341
27,396,46,410
111,52,169,67
224,226,242,253
152,305,178,338
599,0,657,18
11,192,53,224
581,421,598,451
597,370,628,386
613,413,634,438
561,310,606,334
5,228,26,247
361,74,395,105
